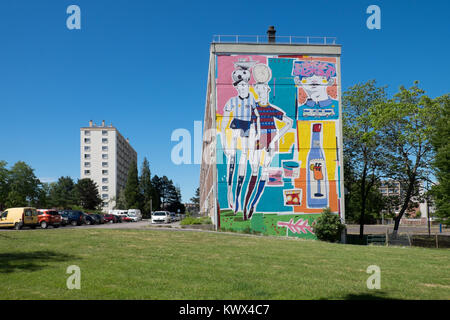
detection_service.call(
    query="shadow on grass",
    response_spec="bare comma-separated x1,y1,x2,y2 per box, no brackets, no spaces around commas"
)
344,291,399,300
0,251,78,273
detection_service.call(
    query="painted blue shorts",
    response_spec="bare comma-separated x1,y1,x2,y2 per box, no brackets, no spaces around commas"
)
230,118,251,137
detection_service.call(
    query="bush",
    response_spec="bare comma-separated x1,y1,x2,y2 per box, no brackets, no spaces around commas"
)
180,216,212,225
313,208,345,243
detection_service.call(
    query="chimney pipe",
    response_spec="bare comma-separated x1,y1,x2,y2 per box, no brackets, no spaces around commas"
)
102,120,105,127
89,120,93,127
267,26,276,43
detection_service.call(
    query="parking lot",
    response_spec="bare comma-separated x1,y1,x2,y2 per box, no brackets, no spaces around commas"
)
0,219,181,231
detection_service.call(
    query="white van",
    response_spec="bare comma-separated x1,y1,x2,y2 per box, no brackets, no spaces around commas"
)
127,209,142,222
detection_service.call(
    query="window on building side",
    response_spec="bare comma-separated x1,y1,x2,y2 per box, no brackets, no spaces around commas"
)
84,138,91,143
102,138,108,143
102,170,108,175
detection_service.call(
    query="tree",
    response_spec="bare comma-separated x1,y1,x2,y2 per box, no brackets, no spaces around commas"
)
124,161,141,209
430,94,450,224
48,176,76,208
0,161,9,210
114,188,127,210
6,161,40,207
371,82,439,235
75,178,102,210
343,80,387,238
139,157,153,214
190,187,200,213
167,185,185,214
151,175,162,210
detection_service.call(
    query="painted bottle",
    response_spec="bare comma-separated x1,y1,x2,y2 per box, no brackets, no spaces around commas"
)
307,123,328,208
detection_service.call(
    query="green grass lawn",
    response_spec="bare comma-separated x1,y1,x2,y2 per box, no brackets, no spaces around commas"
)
0,228,449,300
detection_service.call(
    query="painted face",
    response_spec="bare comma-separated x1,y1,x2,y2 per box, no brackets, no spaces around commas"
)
299,75,331,95
254,83,270,104
235,81,249,98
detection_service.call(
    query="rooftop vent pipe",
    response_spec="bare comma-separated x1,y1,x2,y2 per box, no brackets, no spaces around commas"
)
267,26,276,43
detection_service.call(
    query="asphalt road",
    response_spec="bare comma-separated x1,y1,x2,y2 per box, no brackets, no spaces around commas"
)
0,219,180,231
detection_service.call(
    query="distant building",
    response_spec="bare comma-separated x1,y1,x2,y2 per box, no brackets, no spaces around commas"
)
379,180,435,219
80,120,137,211
185,203,199,215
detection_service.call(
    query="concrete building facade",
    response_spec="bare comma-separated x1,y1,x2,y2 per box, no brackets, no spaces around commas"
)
80,120,137,211
200,30,345,239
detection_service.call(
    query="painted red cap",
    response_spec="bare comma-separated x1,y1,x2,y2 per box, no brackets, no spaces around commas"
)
313,123,322,132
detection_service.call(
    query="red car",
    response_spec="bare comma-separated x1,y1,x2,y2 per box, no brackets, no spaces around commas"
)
103,214,118,223
37,209,62,229
121,216,132,222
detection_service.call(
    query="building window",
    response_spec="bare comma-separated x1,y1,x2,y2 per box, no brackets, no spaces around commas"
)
84,162,90,167
102,194,108,199
102,186,108,191
84,138,91,144
84,154,90,159
84,170,90,175
102,154,108,159
102,146,108,151
102,138,108,143
102,178,108,183
102,170,108,175
84,146,90,152
84,131,90,136
102,162,108,167
102,130,108,136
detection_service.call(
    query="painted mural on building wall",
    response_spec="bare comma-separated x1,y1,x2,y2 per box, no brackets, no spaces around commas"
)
216,54,343,239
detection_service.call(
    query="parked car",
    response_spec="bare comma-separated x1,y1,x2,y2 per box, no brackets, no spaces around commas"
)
169,212,177,222
121,215,133,222
0,207,38,230
59,211,69,226
127,209,142,221
82,213,96,225
37,209,62,229
151,211,171,224
60,210,84,226
103,214,118,223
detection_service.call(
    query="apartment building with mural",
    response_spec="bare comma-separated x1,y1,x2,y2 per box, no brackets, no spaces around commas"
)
200,27,345,239
80,120,137,211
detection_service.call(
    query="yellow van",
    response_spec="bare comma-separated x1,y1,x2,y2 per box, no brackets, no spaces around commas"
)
0,207,38,230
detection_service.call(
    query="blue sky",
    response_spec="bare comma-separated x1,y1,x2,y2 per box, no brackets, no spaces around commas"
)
0,0,449,201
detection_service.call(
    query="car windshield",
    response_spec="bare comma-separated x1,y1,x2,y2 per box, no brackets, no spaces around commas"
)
153,212,166,216
128,213,136,216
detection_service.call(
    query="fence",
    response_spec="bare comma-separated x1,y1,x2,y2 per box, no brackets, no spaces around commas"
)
346,233,450,249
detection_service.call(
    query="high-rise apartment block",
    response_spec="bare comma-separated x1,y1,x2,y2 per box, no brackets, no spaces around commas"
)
200,27,344,239
80,120,137,211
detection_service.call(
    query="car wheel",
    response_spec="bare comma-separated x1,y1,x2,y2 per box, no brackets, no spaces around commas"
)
14,223,22,230
86,220,91,225
71,220,77,226
40,221,48,229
